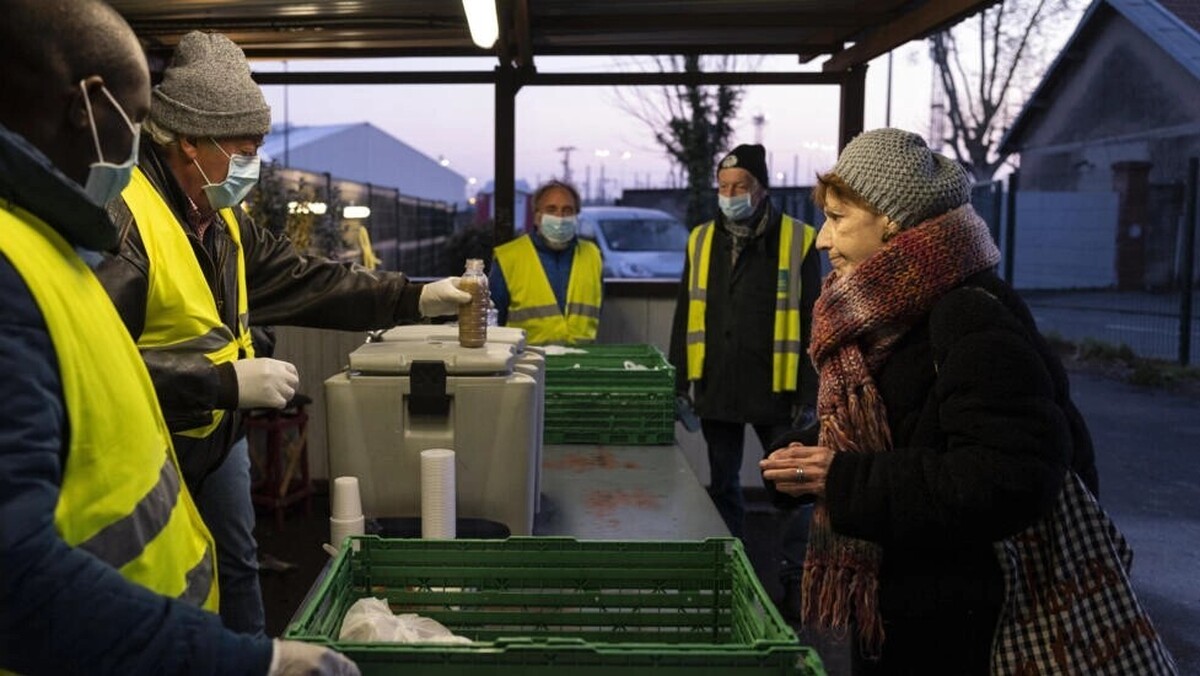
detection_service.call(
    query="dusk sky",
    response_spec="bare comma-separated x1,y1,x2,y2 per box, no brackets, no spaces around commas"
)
254,41,939,197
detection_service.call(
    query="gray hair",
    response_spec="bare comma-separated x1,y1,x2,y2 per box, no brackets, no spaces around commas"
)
143,116,179,146
532,180,581,213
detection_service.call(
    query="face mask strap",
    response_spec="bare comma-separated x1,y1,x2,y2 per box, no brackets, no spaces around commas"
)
97,85,137,136
79,80,105,163
209,137,234,160
80,79,141,166
193,156,216,186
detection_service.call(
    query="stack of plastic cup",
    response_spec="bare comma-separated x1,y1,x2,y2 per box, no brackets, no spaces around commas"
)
421,448,457,539
330,476,365,551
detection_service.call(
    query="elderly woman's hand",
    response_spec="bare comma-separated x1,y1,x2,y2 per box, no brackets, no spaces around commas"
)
759,443,834,497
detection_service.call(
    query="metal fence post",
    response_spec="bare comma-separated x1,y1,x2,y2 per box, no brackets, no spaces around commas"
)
1004,170,1019,284
1180,158,1197,366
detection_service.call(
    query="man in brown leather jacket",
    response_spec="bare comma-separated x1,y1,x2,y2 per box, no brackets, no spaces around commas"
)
94,31,469,638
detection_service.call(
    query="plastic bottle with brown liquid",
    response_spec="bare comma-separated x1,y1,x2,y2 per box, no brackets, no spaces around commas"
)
458,259,489,348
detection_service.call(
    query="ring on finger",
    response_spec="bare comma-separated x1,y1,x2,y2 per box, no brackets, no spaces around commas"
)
795,466,805,480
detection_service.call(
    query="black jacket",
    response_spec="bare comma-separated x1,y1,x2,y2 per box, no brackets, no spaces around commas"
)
815,270,1097,672
95,138,424,491
668,201,820,425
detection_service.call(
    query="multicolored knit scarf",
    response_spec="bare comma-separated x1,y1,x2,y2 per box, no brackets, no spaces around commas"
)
804,204,1001,654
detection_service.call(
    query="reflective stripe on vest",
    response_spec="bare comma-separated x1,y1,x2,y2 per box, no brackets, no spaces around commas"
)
121,167,254,438
494,235,602,345
685,214,816,392
0,199,218,612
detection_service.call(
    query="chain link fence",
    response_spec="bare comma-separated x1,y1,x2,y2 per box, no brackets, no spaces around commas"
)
249,163,460,277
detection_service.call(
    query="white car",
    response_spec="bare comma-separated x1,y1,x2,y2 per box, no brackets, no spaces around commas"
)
577,206,690,279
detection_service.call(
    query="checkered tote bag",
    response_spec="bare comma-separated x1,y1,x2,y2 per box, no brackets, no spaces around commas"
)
991,472,1177,674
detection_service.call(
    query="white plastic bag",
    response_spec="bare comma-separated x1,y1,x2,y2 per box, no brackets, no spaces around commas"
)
541,345,588,356
338,597,472,644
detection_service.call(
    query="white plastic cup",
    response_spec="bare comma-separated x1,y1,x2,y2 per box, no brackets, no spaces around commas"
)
330,515,365,551
331,476,363,519
421,448,456,539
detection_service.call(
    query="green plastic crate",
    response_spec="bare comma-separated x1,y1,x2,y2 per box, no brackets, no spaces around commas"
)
544,344,675,392
544,391,675,445
287,536,825,676
543,345,677,445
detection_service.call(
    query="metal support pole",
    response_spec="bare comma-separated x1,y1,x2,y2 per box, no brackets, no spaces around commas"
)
990,180,1003,247
1180,158,1197,365
494,64,519,245
838,66,867,151
395,194,403,271
1004,170,1019,284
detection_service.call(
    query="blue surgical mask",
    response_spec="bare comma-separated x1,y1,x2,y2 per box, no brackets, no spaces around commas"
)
195,138,261,209
718,193,755,221
80,80,140,207
539,214,577,246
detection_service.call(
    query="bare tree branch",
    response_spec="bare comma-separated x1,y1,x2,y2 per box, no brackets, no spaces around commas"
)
611,55,750,223
931,0,1086,179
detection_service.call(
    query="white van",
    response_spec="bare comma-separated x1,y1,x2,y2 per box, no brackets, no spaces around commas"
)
577,206,689,279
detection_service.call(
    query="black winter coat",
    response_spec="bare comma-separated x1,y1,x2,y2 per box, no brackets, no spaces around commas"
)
668,202,821,425
816,271,1097,673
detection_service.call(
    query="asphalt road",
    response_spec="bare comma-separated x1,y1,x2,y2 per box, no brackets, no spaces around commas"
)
1068,370,1200,672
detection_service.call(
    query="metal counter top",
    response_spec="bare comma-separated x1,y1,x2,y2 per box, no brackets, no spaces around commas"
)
534,444,729,539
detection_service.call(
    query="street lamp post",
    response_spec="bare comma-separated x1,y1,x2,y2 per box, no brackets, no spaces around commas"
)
594,149,610,203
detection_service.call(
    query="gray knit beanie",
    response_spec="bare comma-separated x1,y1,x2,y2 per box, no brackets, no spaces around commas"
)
832,128,971,230
151,31,271,138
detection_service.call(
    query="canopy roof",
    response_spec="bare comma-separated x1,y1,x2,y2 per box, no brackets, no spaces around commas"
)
106,0,1002,239
108,0,997,72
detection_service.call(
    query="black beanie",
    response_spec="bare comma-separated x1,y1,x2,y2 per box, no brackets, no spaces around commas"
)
718,144,769,189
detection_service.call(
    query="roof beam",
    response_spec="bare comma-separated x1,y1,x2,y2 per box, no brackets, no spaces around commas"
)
822,0,999,71
250,70,846,88
532,12,886,31
531,42,848,57
128,16,463,36
513,0,534,69
239,44,478,59
495,0,514,68
252,71,496,86
529,71,844,87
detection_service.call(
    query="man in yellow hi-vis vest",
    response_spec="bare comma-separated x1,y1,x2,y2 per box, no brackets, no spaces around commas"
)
668,144,820,620
0,2,356,674
490,180,603,345
93,31,470,639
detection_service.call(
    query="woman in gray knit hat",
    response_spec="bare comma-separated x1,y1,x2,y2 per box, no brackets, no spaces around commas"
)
759,129,1171,674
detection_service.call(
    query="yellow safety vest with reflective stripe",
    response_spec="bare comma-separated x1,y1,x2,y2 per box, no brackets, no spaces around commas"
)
494,234,602,345
121,167,254,438
685,214,815,392
0,199,218,613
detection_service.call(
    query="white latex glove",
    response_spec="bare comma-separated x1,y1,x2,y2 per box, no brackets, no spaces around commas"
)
419,276,472,317
268,639,360,676
233,358,299,409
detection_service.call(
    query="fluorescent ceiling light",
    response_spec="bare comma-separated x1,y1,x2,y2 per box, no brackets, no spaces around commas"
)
462,0,498,49
343,205,371,219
